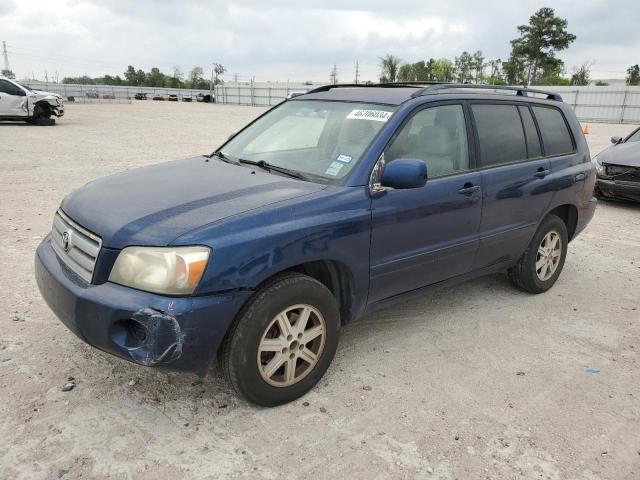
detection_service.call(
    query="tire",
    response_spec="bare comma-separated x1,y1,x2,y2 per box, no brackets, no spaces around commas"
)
508,214,568,294
220,272,340,406
28,104,54,126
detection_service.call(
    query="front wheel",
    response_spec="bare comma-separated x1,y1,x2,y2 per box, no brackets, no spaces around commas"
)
220,273,340,406
508,215,568,294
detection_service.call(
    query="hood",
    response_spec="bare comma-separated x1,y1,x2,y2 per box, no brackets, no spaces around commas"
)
61,157,326,249
596,142,640,168
29,90,62,101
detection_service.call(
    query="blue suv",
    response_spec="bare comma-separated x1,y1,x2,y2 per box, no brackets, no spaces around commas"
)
35,83,597,406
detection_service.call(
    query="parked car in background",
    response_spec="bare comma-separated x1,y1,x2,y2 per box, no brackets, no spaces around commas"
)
196,93,214,103
0,75,64,125
594,126,640,202
182,95,192,102
152,95,165,101
86,89,99,99
102,93,115,100
168,94,178,102
134,93,148,100
35,83,596,407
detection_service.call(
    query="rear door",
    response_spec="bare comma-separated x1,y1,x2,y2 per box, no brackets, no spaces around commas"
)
470,102,555,269
369,102,482,302
0,79,28,117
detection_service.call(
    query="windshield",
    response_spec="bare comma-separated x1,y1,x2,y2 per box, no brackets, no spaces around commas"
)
15,81,32,92
627,128,640,143
220,100,396,182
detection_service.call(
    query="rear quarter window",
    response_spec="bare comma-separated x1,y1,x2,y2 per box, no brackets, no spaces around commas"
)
471,104,527,167
532,106,574,156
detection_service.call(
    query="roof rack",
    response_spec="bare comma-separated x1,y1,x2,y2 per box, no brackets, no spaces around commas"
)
412,83,563,102
306,82,444,94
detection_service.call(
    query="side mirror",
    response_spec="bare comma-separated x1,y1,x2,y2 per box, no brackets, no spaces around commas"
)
611,136,622,144
381,159,427,189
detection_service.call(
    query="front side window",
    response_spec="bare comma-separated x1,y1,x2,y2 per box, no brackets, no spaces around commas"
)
472,104,527,167
532,106,574,156
385,104,469,177
221,100,396,181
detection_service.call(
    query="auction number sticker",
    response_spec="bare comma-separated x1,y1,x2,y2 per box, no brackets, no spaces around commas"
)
346,109,393,122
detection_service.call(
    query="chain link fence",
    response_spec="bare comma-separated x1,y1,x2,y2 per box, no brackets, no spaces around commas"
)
22,82,640,124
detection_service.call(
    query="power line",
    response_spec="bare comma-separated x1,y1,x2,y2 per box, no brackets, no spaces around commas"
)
330,63,337,85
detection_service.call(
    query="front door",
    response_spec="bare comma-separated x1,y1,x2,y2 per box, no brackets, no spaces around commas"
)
369,103,482,303
0,79,27,117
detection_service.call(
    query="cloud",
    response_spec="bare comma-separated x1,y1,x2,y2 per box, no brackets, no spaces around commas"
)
1,0,638,81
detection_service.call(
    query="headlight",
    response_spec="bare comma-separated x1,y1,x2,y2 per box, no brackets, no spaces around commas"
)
593,155,604,175
109,246,211,295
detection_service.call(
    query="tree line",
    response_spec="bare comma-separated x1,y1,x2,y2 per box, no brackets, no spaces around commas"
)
379,8,639,87
61,64,226,89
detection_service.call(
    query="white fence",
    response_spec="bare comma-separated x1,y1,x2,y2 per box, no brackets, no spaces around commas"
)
22,82,640,124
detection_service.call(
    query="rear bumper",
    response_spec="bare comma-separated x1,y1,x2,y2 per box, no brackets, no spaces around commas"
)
596,177,640,203
35,236,252,372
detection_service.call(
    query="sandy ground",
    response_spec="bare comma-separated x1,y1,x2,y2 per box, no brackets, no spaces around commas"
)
1,102,639,480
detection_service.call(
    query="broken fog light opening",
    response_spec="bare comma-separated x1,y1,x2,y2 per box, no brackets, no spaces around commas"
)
111,319,149,349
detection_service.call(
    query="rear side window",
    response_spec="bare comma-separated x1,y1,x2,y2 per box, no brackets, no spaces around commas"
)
532,106,574,156
472,104,527,166
518,106,542,158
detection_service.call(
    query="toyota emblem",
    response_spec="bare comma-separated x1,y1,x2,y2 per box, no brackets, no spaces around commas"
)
61,230,72,252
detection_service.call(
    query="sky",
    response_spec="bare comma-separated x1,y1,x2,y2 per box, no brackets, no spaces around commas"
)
0,0,637,83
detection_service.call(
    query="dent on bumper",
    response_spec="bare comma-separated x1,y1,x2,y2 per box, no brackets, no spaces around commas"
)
35,237,252,372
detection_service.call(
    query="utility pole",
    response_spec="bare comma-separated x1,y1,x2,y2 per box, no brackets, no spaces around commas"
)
2,41,10,72
44,70,49,83
210,65,214,102
234,72,238,83
354,61,360,84
330,63,338,85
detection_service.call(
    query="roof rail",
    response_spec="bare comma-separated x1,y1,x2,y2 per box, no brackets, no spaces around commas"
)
306,82,445,94
412,83,563,102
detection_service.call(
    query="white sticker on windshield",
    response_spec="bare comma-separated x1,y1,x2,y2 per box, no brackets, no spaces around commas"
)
346,109,393,122
325,161,345,176
336,154,353,163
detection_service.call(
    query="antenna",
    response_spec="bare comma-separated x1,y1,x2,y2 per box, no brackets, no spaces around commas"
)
2,41,10,72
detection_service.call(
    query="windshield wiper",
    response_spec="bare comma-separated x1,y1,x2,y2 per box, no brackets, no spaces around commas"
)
210,151,240,165
238,159,308,181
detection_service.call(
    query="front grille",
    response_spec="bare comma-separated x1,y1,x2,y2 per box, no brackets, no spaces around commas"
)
605,164,640,183
51,209,102,283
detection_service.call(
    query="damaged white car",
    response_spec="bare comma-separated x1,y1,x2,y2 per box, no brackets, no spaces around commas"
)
0,76,64,125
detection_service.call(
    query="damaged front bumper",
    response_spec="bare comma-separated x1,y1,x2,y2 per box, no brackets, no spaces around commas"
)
596,177,640,203
35,236,252,372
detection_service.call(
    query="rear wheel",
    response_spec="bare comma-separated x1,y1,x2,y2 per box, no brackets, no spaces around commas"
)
220,272,340,406
508,215,568,294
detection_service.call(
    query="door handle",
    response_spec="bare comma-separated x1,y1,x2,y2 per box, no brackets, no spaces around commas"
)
534,168,551,179
458,183,480,196
575,172,586,181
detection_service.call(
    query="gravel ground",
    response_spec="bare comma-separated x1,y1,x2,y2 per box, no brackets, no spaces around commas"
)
1,102,639,480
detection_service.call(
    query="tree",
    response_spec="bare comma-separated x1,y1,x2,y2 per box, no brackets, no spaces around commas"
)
146,67,165,87
509,7,576,85
1,69,15,79
627,64,640,86
432,58,454,82
379,54,401,83
502,54,527,85
570,62,591,86
188,66,206,89
397,63,415,82
213,63,226,85
472,50,485,83
454,51,474,83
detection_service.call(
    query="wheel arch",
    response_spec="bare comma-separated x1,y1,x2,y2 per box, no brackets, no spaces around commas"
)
546,204,578,241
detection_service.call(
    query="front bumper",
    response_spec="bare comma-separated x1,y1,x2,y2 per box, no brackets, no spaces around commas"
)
52,104,64,117
596,177,640,203
35,236,252,372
